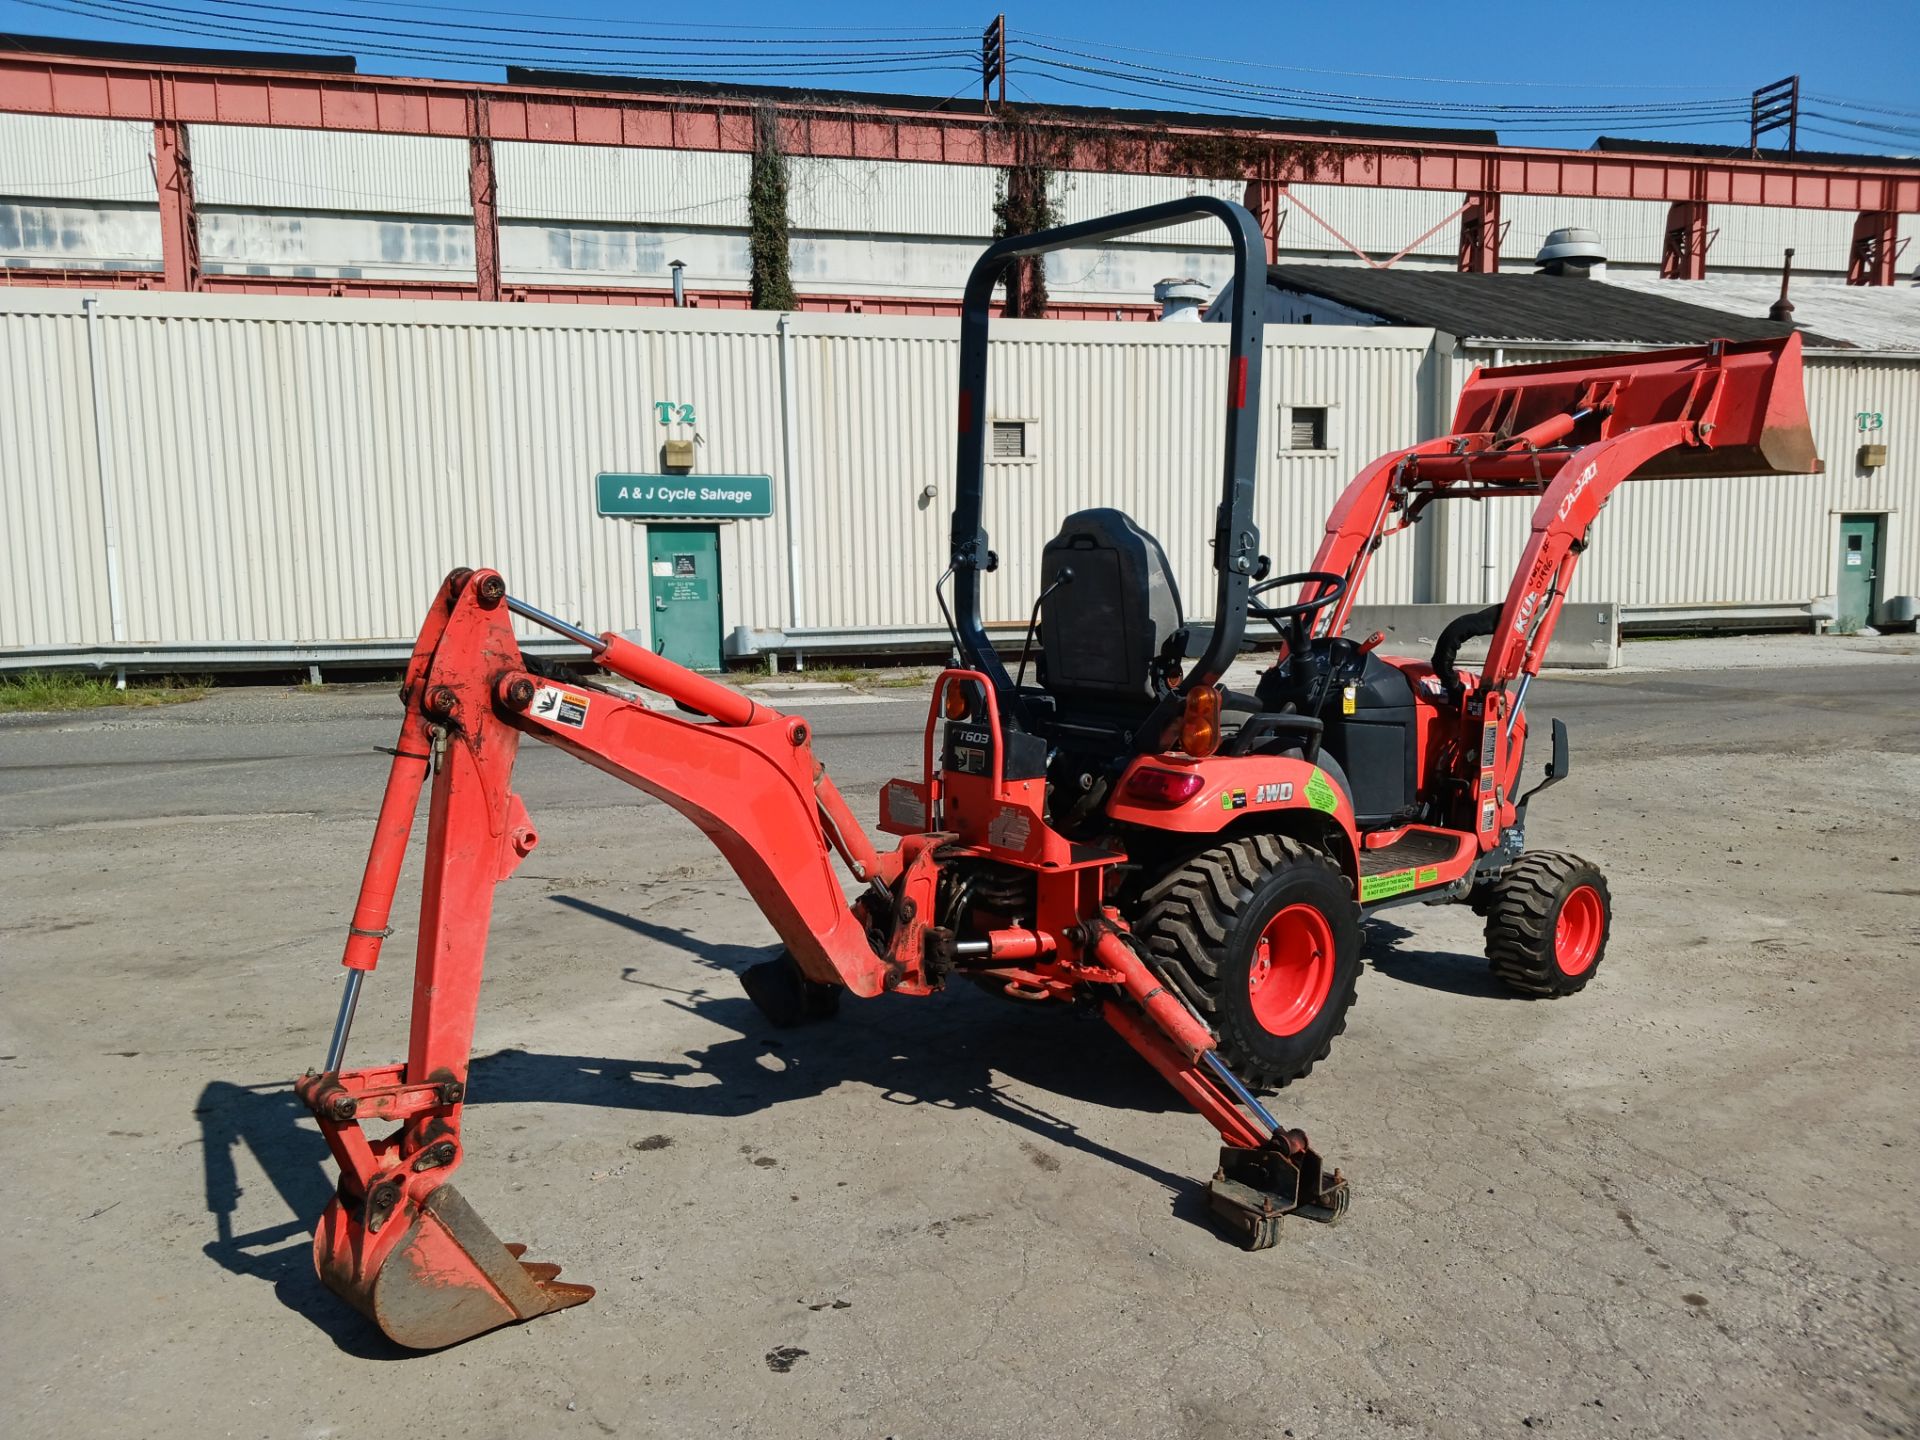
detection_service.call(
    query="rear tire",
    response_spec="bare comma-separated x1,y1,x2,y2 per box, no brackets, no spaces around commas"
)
1134,836,1363,1089
1483,852,1611,997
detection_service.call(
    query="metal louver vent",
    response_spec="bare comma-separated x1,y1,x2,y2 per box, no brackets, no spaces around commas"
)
991,421,1026,458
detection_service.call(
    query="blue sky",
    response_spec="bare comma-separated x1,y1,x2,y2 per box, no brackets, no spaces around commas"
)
3,0,1915,153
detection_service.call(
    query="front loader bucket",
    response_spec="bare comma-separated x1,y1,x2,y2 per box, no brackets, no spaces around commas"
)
314,1183,593,1350
1455,334,1823,480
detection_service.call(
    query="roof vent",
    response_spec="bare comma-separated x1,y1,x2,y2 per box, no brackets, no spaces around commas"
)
1154,276,1210,321
1536,227,1607,279
1769,247,1797,323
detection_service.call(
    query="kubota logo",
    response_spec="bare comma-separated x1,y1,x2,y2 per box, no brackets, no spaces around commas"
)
1511,589,1542,639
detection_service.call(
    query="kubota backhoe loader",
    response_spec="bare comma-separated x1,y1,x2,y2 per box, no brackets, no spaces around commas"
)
296,198,1820,1350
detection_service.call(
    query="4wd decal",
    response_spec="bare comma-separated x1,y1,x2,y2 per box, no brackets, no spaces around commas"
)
1305,770,1339,814
1255,781,1293,804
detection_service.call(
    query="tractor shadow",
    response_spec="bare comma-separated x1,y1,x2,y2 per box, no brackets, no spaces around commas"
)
1361,916,1518,1000
194,893,1218,1350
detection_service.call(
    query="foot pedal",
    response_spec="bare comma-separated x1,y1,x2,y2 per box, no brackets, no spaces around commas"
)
741,951,841,1028
1206,1136,1349,1251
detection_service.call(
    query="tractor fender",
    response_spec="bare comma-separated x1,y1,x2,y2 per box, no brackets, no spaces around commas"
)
1107,754,1361,880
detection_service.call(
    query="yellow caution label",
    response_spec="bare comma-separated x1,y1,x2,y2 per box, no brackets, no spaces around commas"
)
1342,684,1357,715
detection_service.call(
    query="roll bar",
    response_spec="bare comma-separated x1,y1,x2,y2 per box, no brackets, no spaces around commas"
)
947,197,1269,712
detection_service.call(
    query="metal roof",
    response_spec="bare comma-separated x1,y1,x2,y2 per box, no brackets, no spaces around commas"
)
1601,274,1920,352
1263,263,1852,347
1592,135,1920,173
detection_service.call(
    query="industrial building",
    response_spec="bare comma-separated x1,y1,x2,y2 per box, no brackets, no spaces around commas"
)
3,280,1912,674
3,36,1918,314
0,37,1916,673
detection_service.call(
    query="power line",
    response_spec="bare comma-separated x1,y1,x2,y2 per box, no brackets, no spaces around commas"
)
1020,25,1752,92
9,0,979,77
1016,39,1747,117
184,0,975,48
1012,54,1747,132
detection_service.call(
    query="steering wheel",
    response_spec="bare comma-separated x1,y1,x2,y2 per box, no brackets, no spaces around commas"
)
1247,570,1349,696
1247,569,1348,628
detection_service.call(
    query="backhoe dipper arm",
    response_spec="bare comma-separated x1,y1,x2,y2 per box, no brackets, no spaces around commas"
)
297,568,900,1349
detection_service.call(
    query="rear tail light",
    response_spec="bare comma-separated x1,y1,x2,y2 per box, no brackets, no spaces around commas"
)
1180,685,1223,758
1123,767,1204,806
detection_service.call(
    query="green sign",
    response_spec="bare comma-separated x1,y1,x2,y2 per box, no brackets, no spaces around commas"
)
596,474,773,518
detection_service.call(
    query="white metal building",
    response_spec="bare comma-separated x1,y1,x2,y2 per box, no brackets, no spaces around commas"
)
6,111,1919,306
2,287,1911,673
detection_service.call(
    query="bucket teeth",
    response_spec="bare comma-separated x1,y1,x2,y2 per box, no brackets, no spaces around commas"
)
315,1182,595,1350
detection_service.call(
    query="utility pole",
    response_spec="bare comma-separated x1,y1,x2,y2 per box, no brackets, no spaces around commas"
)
982,14,1007,111
1749,76,1799,155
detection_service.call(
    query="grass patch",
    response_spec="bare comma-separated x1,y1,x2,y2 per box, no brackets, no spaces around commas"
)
0,670,210,714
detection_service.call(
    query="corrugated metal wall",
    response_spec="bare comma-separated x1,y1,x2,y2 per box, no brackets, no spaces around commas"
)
0,291,1430,658
6,123,1901,286
496,142,748,225
192,125,472,217
1437,343,1919,614
0,114,157,203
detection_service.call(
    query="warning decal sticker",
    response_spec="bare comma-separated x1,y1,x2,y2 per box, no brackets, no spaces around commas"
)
531,685,591,729
1305,769,1340,814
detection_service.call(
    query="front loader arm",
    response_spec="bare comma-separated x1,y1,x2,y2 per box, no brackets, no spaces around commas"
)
297,568,901,1349
1477,421,1695,690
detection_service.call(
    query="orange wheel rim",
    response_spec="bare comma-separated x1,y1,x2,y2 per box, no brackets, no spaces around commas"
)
1554,884,1604,977
1247,903,1335,1037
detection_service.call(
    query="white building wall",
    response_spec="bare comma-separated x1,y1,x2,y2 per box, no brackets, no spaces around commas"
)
0,114,157,202
6,117,1905,289
1437,342,1920,617
0,290,1432,659
191,125,472,216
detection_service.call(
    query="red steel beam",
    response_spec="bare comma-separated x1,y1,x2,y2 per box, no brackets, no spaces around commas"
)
1848,210,1900,287
468,97,500,303
1458,190,1502,273
3,49,1917,216
1661,199,1710,280
152,116,199,291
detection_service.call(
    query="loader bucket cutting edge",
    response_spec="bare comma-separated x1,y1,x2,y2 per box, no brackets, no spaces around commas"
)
314,1183,593,1350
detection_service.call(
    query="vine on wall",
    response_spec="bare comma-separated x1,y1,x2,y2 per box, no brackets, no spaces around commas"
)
749,105,797,311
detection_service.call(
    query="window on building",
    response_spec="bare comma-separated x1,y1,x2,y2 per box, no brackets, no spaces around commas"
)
991,420,1029,459
1289,406,1330,451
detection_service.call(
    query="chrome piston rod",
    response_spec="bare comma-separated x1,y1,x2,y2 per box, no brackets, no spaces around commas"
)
506,595,605,652
1201,1049,1283,1137
323,969,365,1074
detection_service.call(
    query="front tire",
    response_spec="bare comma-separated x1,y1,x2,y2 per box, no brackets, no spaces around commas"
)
1134,836,1363,1089
1483,852,1611,996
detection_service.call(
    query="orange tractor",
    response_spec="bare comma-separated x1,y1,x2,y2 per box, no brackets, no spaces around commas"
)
297,199,1820,1348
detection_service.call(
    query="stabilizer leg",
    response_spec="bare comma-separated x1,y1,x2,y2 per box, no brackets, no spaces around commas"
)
1099,994,1350,1250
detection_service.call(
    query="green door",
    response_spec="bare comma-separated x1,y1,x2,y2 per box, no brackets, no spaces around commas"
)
647,526,722,671
1836,515,1883,633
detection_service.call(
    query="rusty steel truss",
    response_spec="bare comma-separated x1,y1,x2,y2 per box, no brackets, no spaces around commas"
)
2,43,1916,305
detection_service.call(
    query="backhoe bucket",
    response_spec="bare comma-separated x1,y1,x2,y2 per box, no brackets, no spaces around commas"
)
1455,334,1823,480
315,1183,593,1350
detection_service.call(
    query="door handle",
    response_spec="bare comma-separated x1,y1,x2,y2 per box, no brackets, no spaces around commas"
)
655,598,667,611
